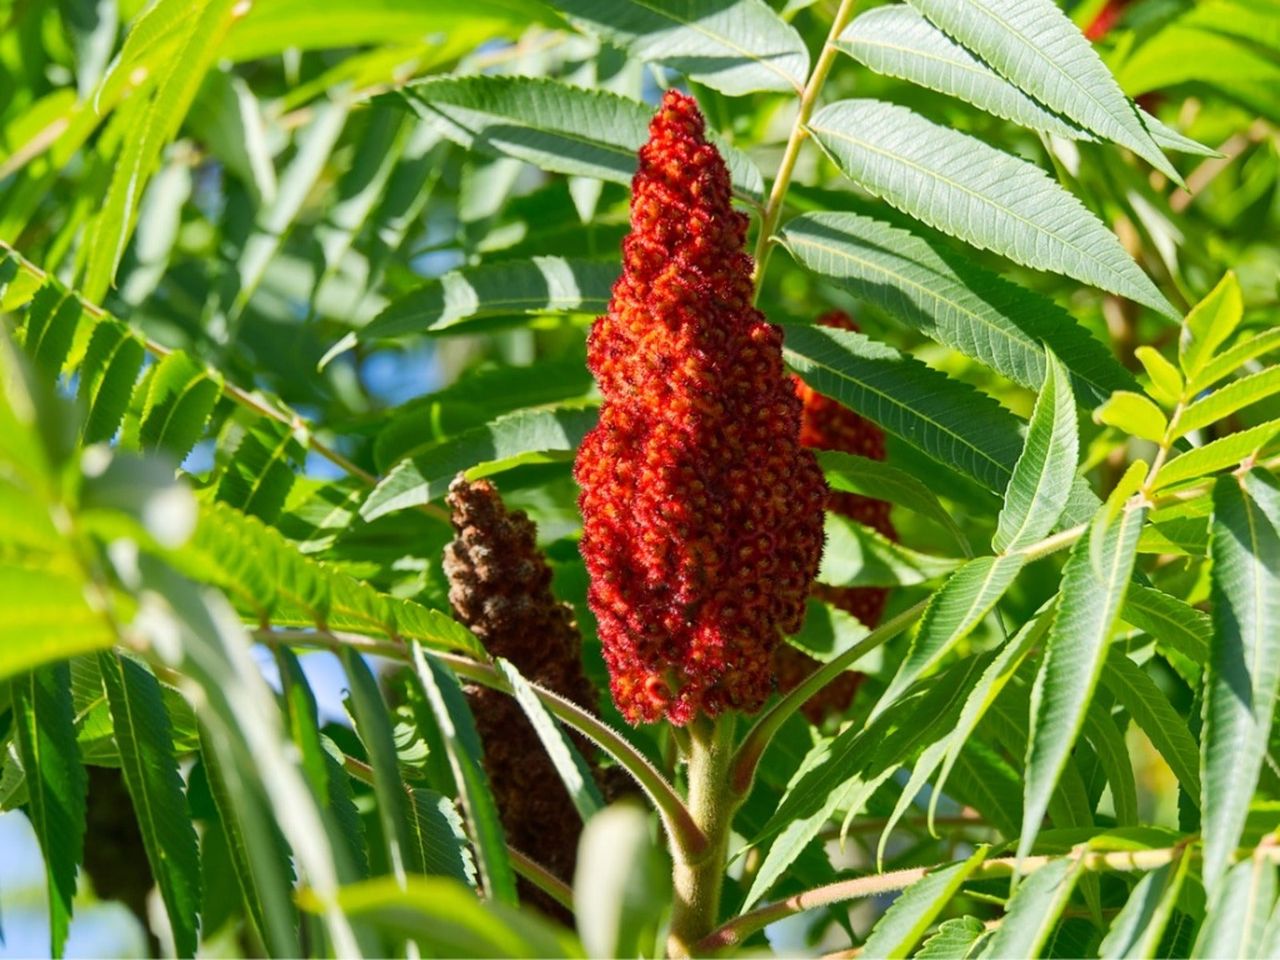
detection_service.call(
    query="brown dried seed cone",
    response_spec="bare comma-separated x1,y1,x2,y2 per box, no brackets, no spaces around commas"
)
443,475,599,920
82,765,162,953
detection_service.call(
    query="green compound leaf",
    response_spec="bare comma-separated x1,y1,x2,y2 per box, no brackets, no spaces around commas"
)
1101,649,1201,808
411,645,518,906
342,648,425,881
807,100,1176,318
1180,272,1244,381
861,846,989,959
546,0,809,96
98,653,202,957
362,403,599,520
388,75,763,202
1095,390,1168,444
838,6,1085,139
1177,365,1280,438
872,554,1024,721
338,257,617,356
299,875,584,958
982,857,1081,958
783,324,1025,496
779,212,1135,407
905,0,1179,179
11,663,86,959
1098,852,1190,959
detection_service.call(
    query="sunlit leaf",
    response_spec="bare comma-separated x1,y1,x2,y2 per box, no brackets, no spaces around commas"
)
779,213,1135,407
1021,501,1144,862
1200,472,1280,893
1180,273,1244,380
906,0,1179,179
547,0,809,96
860,846,989,959
388,76,763,202
807,100,1176,317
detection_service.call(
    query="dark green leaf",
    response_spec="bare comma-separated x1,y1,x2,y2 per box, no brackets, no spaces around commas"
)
138,352,222,460
11,663,86,959
98,652,202,957
1201,472,1280,892
779,213,1135,407
76,321,145,444
410,645,518,905
783,324,1024,495
342,648,425,882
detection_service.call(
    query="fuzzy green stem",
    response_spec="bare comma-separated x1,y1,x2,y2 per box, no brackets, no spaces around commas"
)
750,0,860,293
667,715,739,959
696,844,1195,952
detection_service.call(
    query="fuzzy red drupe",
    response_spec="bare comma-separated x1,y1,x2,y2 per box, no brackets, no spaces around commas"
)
575,90,827,726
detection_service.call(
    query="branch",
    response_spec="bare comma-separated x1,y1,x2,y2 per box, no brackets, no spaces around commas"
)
697,844,1198,952
751,0,862,290
0,239,448,522
728,459,1263,799
254,628,707,856
731,599,928,795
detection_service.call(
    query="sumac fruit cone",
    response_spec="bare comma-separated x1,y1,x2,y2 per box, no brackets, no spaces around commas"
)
443,475,599,919
574,89,827,726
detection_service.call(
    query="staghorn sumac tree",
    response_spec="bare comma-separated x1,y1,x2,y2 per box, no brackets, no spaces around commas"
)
1,0,1279,958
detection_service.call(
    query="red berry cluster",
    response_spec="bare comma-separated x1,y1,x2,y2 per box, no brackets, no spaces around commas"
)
574,90,827,726
774,311,898,723
443,475,597,916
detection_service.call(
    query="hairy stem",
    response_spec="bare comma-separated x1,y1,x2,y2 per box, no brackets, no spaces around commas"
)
697,844,1197,952
253,628,706,856
751,0,860,292
667,715,738,959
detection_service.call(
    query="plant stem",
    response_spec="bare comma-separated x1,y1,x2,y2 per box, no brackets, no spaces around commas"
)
253,628,706,856
731,598,927,795
667,714,739,959
697,844,1197,952
750,0,860,292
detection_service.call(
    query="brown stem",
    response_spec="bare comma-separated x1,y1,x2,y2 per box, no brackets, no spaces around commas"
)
697,844,1195,952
